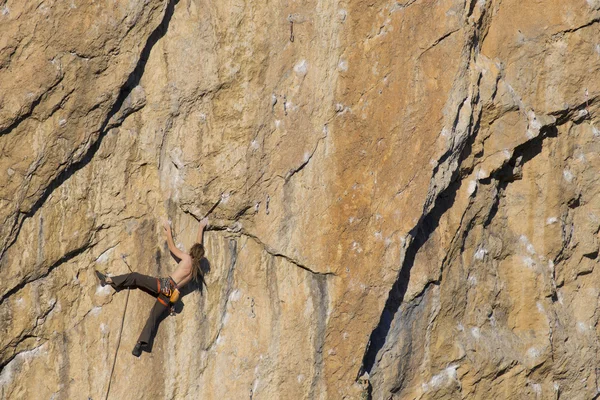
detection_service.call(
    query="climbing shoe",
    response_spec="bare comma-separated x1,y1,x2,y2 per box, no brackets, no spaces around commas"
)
132,342,143,357
95,270,109,287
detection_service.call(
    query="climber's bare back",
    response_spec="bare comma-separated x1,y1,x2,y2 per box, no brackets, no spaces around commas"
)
171,256,193,287
162,217,208,288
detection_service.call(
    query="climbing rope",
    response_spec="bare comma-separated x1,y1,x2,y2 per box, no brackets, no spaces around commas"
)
104,255,133,400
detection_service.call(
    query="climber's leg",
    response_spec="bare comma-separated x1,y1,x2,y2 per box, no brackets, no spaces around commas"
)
110,272,160,294
133,294,169,356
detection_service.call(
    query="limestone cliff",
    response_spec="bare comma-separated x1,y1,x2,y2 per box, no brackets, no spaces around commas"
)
1,0,600,399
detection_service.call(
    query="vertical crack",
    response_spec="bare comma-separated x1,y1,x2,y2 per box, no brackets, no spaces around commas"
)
308,275,329,399
205,238,238,351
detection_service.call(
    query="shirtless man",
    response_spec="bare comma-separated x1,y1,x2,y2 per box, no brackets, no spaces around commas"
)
95,217,209,357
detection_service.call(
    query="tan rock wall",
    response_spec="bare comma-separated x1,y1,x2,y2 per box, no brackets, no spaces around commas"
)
1,0,600,399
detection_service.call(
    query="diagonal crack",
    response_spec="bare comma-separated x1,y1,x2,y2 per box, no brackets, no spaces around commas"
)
552,17,600,38
0,74,64,136
278,132,327,183
357,1,492,379
239,229,336,277
0,340,47,374
0,242,91,305
359,60,580,388
0,0,179,261
418,28,462,58
357,165,465,379
203,223,336,277
0,300,55,370
390,0,419,12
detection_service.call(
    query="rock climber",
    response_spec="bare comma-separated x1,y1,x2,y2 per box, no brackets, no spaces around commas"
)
95,217,209,357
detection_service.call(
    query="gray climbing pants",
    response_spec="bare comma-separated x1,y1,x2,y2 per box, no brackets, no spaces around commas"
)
111,272,169,346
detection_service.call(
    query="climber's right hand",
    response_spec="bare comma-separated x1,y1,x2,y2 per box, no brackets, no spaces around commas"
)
163,219,172,235
200,217,209,228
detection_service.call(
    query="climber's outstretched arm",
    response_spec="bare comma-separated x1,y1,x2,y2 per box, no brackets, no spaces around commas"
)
163,221,187,260
197,217,209,245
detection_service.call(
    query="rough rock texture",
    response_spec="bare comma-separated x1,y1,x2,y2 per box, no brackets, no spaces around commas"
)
1,0,600,399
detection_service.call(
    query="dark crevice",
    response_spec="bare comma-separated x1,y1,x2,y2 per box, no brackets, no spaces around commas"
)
358,169,462,378
431,98,467,178
280,133,326,183
1,333,38,360
267,248,336,277
200,221,335,277
583,250,599,260
467,0,479,17
384,293,428,395
0,243,90,305
357,25,488,376
233,204,253,220
308,275,328,399
359,123,559,389
482,125,558,227
0,0,179,260
0,337,46,372
0,74,65,137
237,228,336,277
419,28,461,58
284,149,315,182
0,88,47,137
547,94,600,127
552,17,600,37
205,238,237,351
358,97,481,378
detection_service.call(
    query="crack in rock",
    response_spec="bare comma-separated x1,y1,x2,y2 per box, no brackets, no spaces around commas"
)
0,0,177,260
0,243,91,305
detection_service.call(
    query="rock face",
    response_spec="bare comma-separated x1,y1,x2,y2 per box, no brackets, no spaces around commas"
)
1,0,600,399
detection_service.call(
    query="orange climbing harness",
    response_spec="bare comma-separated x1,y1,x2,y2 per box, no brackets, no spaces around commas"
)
157,277,180,309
